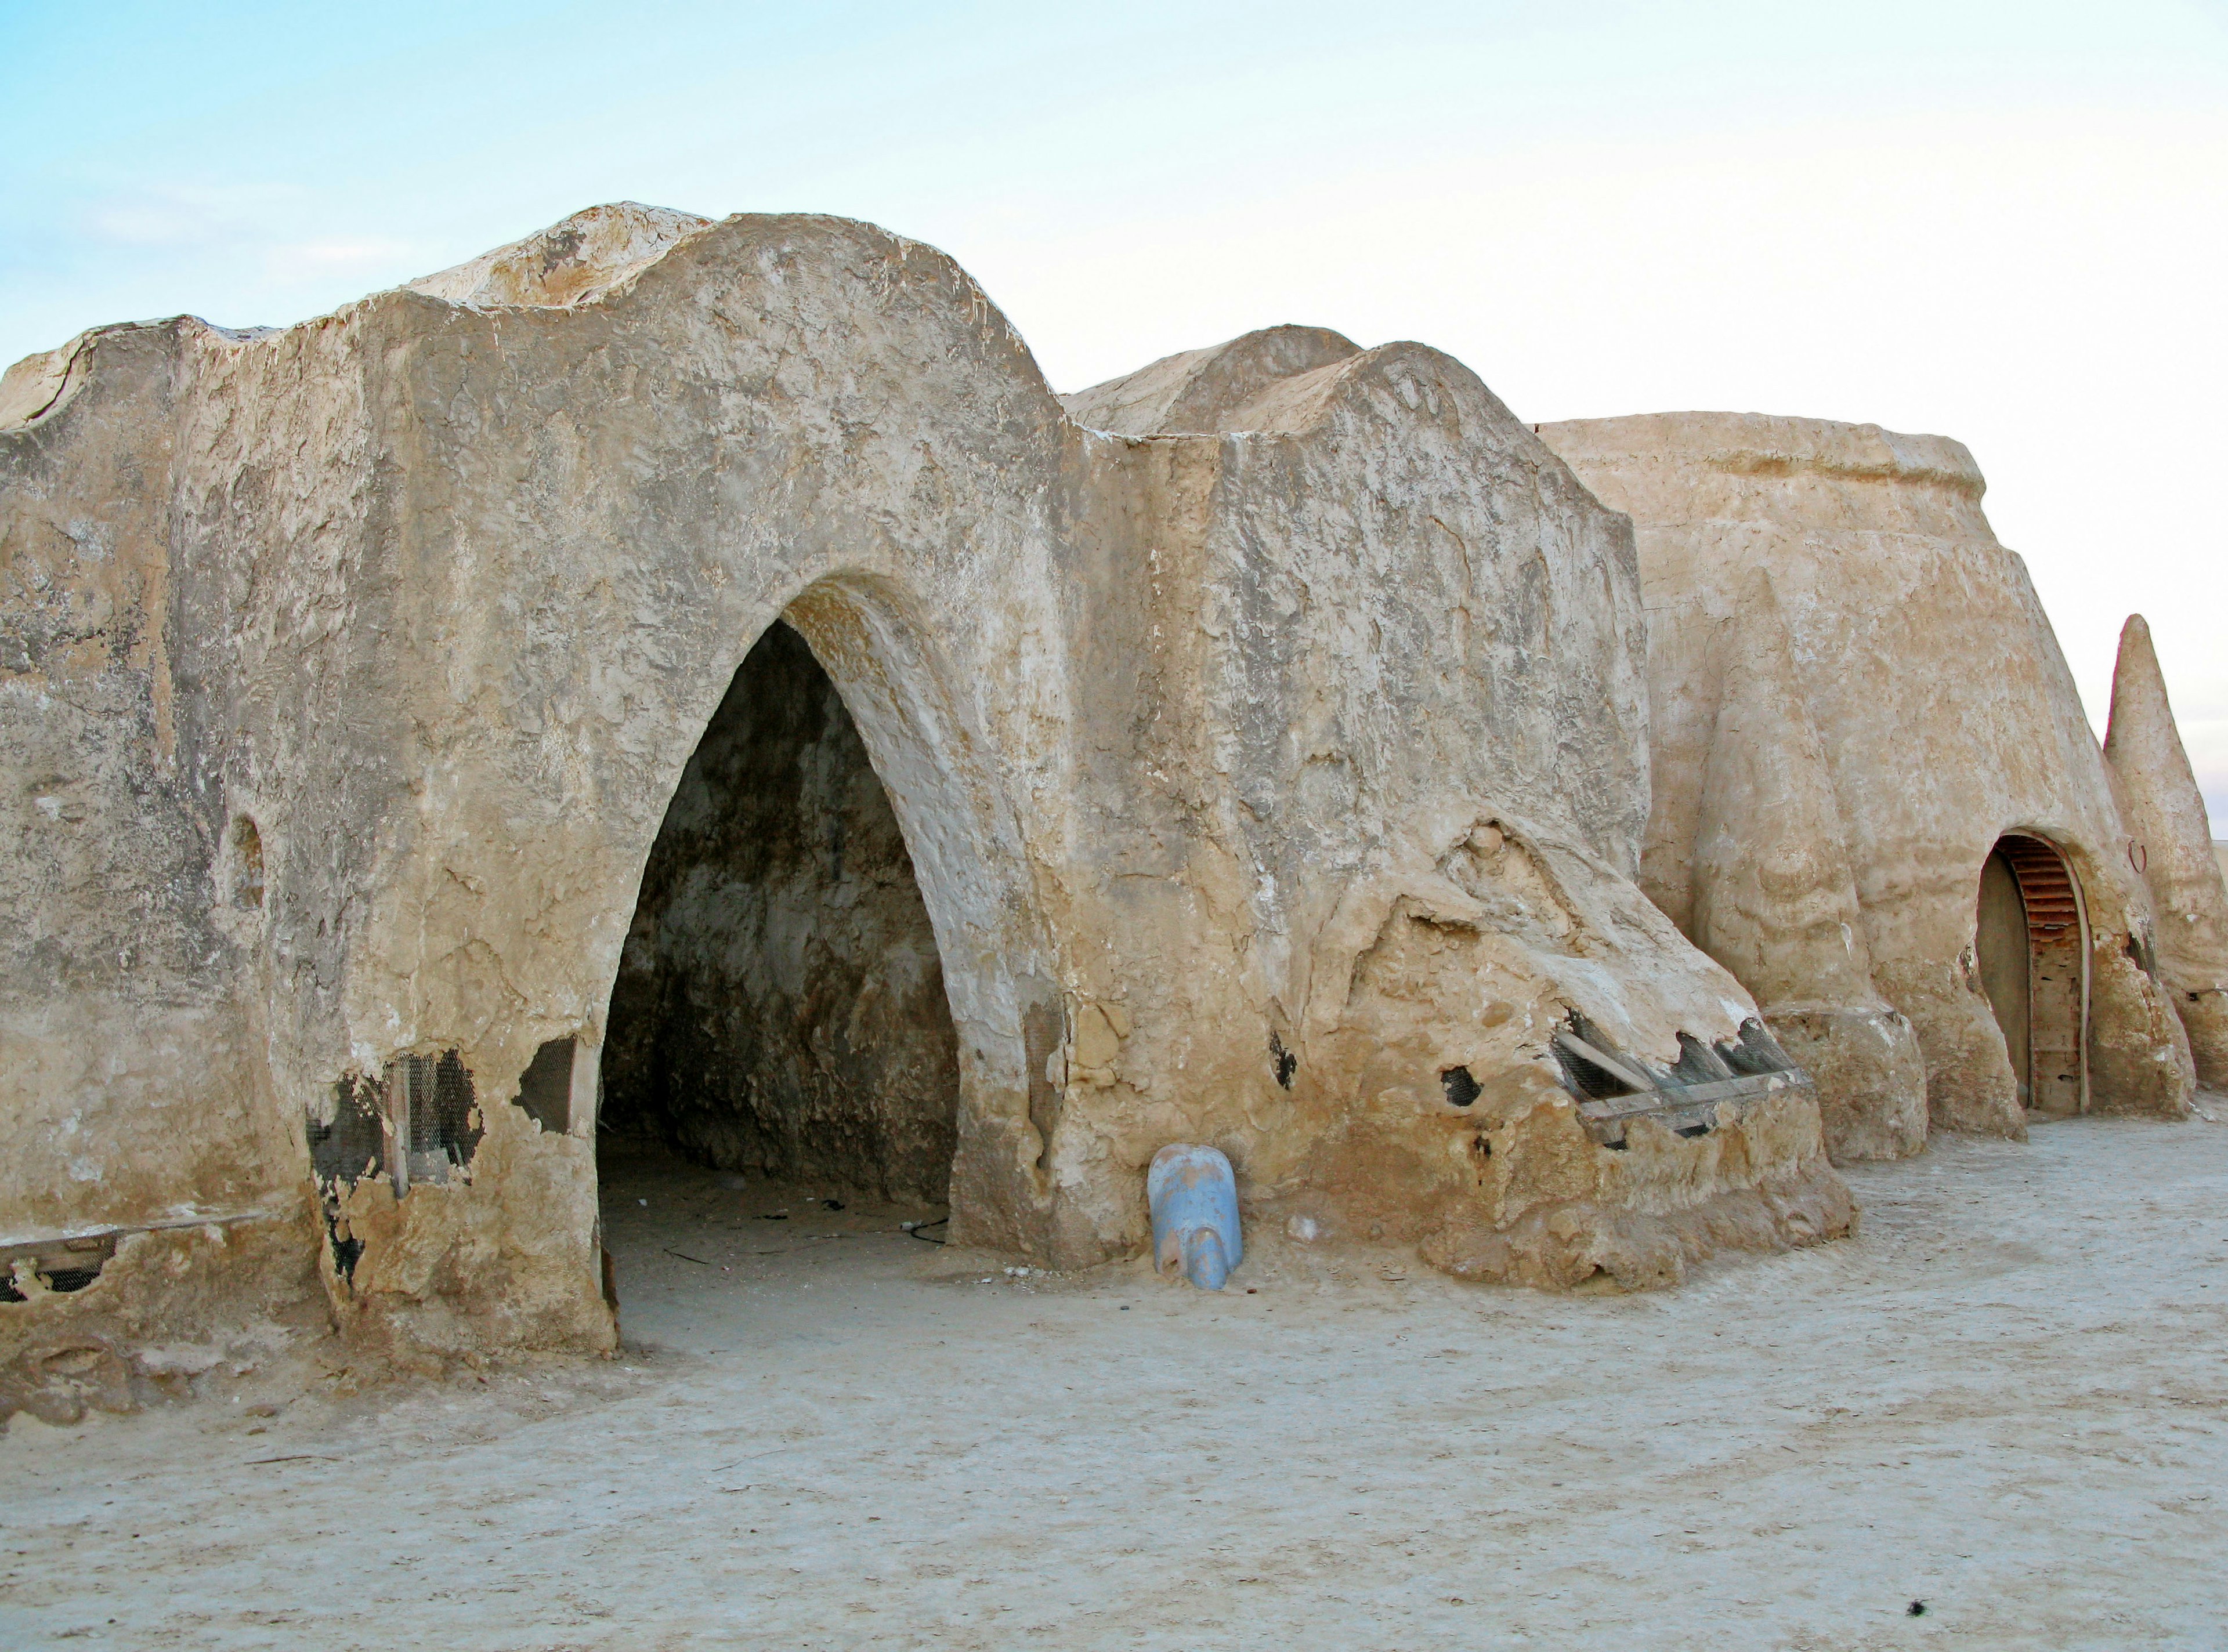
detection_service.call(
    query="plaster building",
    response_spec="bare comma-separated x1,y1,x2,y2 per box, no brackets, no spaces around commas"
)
6,208,2218,1422
3,208,1853,1406
1538,414,2197,1156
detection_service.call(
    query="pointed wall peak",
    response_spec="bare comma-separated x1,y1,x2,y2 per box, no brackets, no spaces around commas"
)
2104,614,2228,1084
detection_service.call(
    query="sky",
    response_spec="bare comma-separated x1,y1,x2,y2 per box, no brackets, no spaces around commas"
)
4,0,2225,824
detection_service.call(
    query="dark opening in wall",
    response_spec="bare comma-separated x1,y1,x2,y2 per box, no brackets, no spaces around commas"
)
1551,1012,1645,1100
515,1038,575,1133
309,1071,385,1282
396,1051,481,1186
600,621,960,1203
1716,1019,1797,1077
1549,1013,1803,1149
1,1234,117,1302
1669,1032,1736,1085
309,1073,385,1189
233,816,265,908
307,1053,483,1282
2125,931,2157,977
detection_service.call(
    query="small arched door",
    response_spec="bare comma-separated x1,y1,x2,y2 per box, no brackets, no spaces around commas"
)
1975,833,2089,1117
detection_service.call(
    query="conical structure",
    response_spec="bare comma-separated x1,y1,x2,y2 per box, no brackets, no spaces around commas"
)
1690,577,1932,1157
2104,615,2228,1086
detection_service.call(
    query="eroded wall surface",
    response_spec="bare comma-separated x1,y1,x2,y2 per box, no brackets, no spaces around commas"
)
1052,330,1850,1287
1539,413,2194,1142
0,321,294,1240
4,209,1078,1371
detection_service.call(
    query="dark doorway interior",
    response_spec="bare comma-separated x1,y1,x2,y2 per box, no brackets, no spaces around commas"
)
1975,833,2086,1117
599,621,961,1204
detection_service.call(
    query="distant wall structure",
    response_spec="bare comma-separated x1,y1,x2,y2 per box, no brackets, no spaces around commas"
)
2,206,1858,1398
1538,414,2195,1152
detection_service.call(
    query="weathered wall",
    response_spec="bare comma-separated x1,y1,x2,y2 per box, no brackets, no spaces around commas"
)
1,208,1852,1382
1054,331,1850,1287
602,621,959,1202
0,320,298,1241
1680,570,1928,1160
3,210,1078,1368
1539,413,2193,1139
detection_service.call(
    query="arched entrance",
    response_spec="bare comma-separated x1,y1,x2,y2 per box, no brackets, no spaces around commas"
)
594,618,963,1305
1975,832,2089,1117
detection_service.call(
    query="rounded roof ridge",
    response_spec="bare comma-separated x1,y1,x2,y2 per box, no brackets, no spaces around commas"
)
1539,410,1983,497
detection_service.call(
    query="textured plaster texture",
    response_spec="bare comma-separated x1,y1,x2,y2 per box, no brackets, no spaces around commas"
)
1,208,1842,1381
1539,414,2194,1150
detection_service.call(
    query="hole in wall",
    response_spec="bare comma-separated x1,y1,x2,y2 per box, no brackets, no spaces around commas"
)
1439,1066,1481,1107
308,1073,384,1281
1669,1032,1736,1085
395,1052,482,1185
1715,1019,1795,1078
1551,1013,1642,1101
515,1038,576,1133
306,1053,482,1283
1,1236,118,1302
232,816,265,909
1551,1015,1797,1148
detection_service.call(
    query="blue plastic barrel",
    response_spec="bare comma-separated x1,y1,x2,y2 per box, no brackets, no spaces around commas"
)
1147,1143,1242,1290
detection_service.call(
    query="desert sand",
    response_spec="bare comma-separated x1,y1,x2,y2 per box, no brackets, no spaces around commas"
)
5,1108,2225,1650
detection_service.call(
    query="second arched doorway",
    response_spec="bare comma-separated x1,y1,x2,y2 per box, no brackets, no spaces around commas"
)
1976,832,2089,1117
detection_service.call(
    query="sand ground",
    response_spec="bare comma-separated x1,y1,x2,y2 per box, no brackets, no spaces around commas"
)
3,1111,2226,1651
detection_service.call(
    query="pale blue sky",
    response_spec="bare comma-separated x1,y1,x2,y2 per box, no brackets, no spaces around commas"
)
5,1,2226,817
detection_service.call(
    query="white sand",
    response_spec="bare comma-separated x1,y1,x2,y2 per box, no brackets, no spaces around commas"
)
5,1112,2226,1650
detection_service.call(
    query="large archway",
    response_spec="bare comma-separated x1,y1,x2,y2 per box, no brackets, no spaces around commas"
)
595,618,964,1296
1976,832,2089,1117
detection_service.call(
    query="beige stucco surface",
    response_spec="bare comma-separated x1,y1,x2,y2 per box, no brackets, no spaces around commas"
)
1538,412,2193,1148
2,208,1849,1394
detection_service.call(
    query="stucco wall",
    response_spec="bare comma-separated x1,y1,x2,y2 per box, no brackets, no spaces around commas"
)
0,320,295,1240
